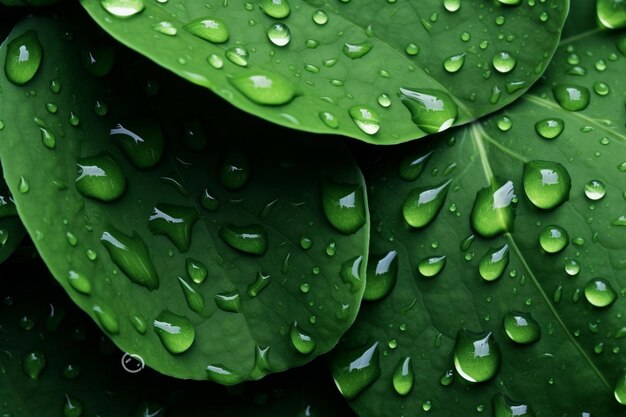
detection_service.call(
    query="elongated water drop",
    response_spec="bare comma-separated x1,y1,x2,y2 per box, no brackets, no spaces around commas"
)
478,244,509,281
22,350,46,379
470,179,517,238
538,225,568,253
148,204,199,252
418,255,446,277
219,223,268,255
247,272,271,297
321,179,366,234
178,277,205,313
364,251,398,301
553,84,590,111
399,88,457,133
5,30,43,86
93,304,120,334
331,342,381,400
340,256,363,293
453,330,501,383
260,0,291,18
229,72,297,105
319,111,339,129
399,151,432,181
492,394,535,417
184,17,229,43
503,311,540,344
109,120,164,169
349,105,380,135
443,53,465,73
523,161,571,210
62,395,84,417
100,0,144,17
101,228,159,290
226,47,249,66
290,322,316,354
186,258,208,284
597,0,626,29
402,180,451,228
251,345,271,378
342,41,374,59
392,357,414,395
153,310,195,354
206,364,241,385
535,118,564,139
67,270,92,295
215,291,241,313
218,150,249,190
584,278,617,308
153,21,177,36
615,371,626,405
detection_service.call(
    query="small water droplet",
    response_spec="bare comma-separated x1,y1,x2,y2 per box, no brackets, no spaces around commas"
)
503,311,540,344
109,120,164,169
312,9,328,24
148,204,199,252
535,118,564,140
177,277,205,313
206,364,241,384
584,180,606,200
154,21,177,36
492,51,516,73
392,357,414,395
62,395,84,417
340,256,363,293
186,258,208,284
290,322,316,354
67,270,91,295
615,371,626,405
22,350,46,379
153,310,195,354
226,46,249,66
418,255,446,277
247,271,271,297
470,180,516,238
492,394,534,417
349,105,380,135
93,304,120,334
215,290,242,313
443,53,465,73
443,0,461,12
260,0,290,18
219,223,268,255
342,41,374,59
402,180,451,228
597,0,626,29
539,225,568,254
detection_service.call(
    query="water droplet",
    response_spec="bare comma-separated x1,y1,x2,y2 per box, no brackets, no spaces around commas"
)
418,255,446,277
214,290,241,313
219,223,268,255
206,364,241,384
364,251,398,301
470,180,517,238
392,357,414,395
319,111,339,129
398,88,458,134
229,72,297,105
405,43,420,56
479,244,509,281
5,30,42,85
100,0,144,17
260,0,290,18
342,41,374,59
22,350,45,379
186,258,208,284
62,395,84,417
101,228,159,290
18,176,29,194
443,0,461,12
340,256,363,293
154,21,177,36
443,53,465,73
492,394,534,417
217,150,249,190
200,188,220,211
62,364,81,380
453,330,501,383
153,310,195,354
440,369,454,386
67,270,91,295
584,278,617,308
522,160,571,210
399,151,432,181
131,315,147,334
535,118,564,140
593,81,610,96
584,180,606,200
332,342,381,400
247,271,271,297
290,322,316,354
177,277,205,313
539,225,569,254
109,120,164,169
93,304,120,334
321,178,366,234
226,47,249,66
312,9,328,24
377,93,392,108
492,51,516,73
503,311,540,344
496,116,512,132
267,23,291,46
349,105,380,135
564,259,580,276
148,204,198,252
553,84,590,111
615,371,626,405
402,180,451,228
597,0,626,29
184,17,229,43
75,153,126,202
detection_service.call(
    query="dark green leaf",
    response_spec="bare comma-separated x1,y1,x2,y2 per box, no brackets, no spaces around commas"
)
0,260,358,417
0,15,369,381
80,0,568,144
334,28,626,416
0,164,26,264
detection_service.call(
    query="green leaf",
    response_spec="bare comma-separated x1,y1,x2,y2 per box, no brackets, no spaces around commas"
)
0,15,369,381
333,28,626,415
0,0,63,6
0,164,26,264
79,0,569,144
0,260,358,417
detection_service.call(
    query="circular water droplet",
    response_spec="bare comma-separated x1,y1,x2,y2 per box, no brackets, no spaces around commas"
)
153,310,195,354
100,0,144,17
503,311,540,344
75,153,127,202
418,255,446,277
584,180,606,200
260,0,291,18
535,118,564,140
331,342,381,400
349,105,380,135
405,43,420,56
443,0,461,12
497,116,512,131
454,330,501,383
593,81,610,96
377,93,392,108
522,160,571,210
312,9,328,24
492,51,516,73
398,88,458,134
208,54,224,69
226,46,249,66
553,84,590,111
319,111,339,128
184,17,230,43
403,180,451,228
597,0,626,29
584,278,617,308
443,53,465,73
267,23,291,46
564,259,580,276
4,30,43,86
229,72,297,105
539,225,569,254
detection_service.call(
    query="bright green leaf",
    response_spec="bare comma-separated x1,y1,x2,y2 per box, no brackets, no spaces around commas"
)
0,16,369,381
333,28,626,416
79,0,568,144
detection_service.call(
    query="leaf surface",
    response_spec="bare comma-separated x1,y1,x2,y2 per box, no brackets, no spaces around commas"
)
0,15,369,381
333,27,626,416
80,0,568,144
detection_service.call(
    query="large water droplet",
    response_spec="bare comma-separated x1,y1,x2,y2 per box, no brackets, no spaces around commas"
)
492,394,535,417
100,0,144,17
522,160,571,210
535,118,564,140
398,88,458,134
178,277,205,313
153,310,195,354
503,311,540,344
321,178,366,234
206,364,241,385
290,322,316,354
229,72,297,105
22,350,46,379
597,0,626,29
392,357,414,395
453,330,501,383
402,180,451,228
363,251,398,301
349,105,380,135
478,244,509,281
219,223,268,255
399,151,432,181
148,204,199,252
101,228,159,290
75,153,126,202
4,30,43,86
417,255,446,277
584,278,617,308
538,225,568,253
615,371,626,405
67,270,92,295
553,85,590,112
260,0,291,18
584,180,606,200
492,51,516,73
443,0,461,12
93,304,120,334
267,23,291,46
470,180,517,238
247,271,271,297
340,256,364,293
215,290,242,313
109,120,164,169
82,45,115,77
342,41,374,59
443,53,465,73
184,17,229,43
331,342,381,400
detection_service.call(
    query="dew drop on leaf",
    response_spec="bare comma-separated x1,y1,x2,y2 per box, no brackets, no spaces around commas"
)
331,342,381,400
22,350,46,379
340,256,364,293
219,223,269,255
4,30,43,86
583,278,617,308
225,46,249,67
312,9,328,25
153,21,177,36
321,178,366,235
538,225,569,254
443,53,465,73
62,395,84,417
597,0,626,29
75,153,127,202
177,277,205,313
492,394,535,417
492,51,516,73
100,0,144,17
398,151,432,181
260,0,291,19
342,41,374,59
153,310,195,354
615,371,626,405
186,258,208,284
267,23,291,46
552,84,590,111
478,244,509,282
148,204,199,252
584,180,606,201
453,330,501,383
470,180,517,238
534,118,564,140
392,357,414,395
398,88,458,134
215,290,242,313
319,111,339,129
93,304,120,334
247,271,271,297
363,251,398,301
503,311,541,344
67,270,92,295
206,364,241,384
290,322,316,354
349,105,380,135
417,255,446,277
109,120,164,169
184,17,230,44
402,180,451,228
228,72,297,105
522,160,571,210
443,0,461,13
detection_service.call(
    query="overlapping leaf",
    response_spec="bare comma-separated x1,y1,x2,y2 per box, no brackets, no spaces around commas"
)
0,15,369,381
333,28,626,416
0,165,26,264
80,0,568,144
